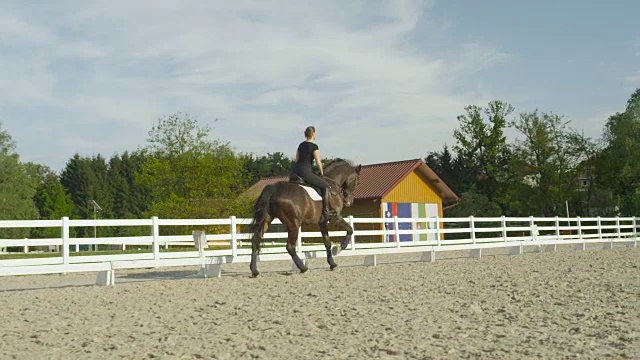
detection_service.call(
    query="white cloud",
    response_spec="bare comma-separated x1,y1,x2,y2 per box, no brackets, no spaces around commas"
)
0,0,509,170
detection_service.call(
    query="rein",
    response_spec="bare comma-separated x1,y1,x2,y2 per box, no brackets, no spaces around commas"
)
325,178,351,201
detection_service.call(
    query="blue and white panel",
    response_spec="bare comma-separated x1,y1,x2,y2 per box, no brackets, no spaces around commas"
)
382,202,439,242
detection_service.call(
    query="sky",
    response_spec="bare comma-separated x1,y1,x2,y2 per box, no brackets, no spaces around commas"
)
1,0,638,172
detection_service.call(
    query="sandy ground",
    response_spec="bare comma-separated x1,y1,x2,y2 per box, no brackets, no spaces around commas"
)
0,245,638,360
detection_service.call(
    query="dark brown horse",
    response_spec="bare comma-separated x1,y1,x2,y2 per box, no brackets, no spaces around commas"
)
249,159,361,277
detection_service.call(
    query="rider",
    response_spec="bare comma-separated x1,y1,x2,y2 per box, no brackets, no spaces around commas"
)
292,126,334,220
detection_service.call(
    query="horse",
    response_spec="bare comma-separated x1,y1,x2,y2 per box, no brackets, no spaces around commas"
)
249,159,362,277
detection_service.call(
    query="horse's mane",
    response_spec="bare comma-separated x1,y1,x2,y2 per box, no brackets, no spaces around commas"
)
324,158,354,171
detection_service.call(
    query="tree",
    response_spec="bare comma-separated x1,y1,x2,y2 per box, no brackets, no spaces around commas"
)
424,144,469,196
453,100,514,213
108,151,150,219
0,122,39,238
509,111,593,216
595,88,640,215
60,154,113,237
445,189,502,218
24,163,75,238
138,112,247,220
241,152,293,184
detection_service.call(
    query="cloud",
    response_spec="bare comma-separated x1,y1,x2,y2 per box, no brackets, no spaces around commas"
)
0,0,510,170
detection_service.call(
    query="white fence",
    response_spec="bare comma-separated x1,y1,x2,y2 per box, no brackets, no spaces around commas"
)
0,215,637,285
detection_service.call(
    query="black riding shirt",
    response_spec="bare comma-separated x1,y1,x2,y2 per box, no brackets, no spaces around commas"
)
296,141,319,168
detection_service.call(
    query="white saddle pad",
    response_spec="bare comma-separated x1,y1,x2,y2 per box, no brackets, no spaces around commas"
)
297,184,322,201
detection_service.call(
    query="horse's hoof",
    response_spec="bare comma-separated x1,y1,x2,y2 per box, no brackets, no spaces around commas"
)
330,264,338,271
251,271,260,278
300,267,309,274
331,246,340,256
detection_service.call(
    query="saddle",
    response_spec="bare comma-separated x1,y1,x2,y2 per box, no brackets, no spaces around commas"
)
288,173,340,197
289,173,322,195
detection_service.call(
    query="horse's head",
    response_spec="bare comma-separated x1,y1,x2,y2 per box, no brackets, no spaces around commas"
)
340,164,361,207
324,159,362,207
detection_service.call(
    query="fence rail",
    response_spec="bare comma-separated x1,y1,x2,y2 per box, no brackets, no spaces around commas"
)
0,215,637,285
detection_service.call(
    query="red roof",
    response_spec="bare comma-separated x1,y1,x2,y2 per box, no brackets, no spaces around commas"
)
244,176,287,198
244,159,459,203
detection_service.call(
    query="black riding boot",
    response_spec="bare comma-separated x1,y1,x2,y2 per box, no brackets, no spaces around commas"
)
322,187,333,220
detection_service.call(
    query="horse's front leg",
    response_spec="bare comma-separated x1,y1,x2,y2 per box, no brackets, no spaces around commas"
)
319,221,337,270
330,215,353,256
285,225,308,273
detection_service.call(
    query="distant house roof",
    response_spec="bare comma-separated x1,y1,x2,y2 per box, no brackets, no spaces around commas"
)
243,159,459,203
244,176,288,198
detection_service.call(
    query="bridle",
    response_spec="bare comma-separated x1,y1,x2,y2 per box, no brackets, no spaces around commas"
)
327,178,353,203
325,166,359,206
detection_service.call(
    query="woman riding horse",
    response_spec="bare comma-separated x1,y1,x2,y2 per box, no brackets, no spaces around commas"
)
292,126,333,220
250,157,361,277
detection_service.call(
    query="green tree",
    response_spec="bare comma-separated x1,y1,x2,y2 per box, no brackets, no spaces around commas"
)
24,163,75,238
0,122,39,238
241,152,293,184
509,111,593,216
139,112,246,220
425,144,469,196
595,88,640,216
445,189,502,218
60,154,113,237
453,100,514,213
108,151,150,219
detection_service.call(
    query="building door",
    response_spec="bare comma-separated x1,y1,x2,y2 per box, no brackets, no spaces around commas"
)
397,203,412,242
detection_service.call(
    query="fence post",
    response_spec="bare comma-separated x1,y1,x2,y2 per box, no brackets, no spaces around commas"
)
348,215,356,250
61,217,70,265
529,216,535,241
555,216,560,240
616,217,621,239
597,216,602,240
577,216,582,240
435,216,441,246
412,217,417,242
152,216,160,261
394,216,400,247
501,216,507,242
470,216,476,244
633,216,637,240
296,226,302,250
230,216,237,257
194,230,207,260
161,216,169,250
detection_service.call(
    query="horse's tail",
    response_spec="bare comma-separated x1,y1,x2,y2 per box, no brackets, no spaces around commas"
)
250,184,276,252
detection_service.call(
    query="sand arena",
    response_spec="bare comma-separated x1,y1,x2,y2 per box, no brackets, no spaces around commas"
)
0,246,637,359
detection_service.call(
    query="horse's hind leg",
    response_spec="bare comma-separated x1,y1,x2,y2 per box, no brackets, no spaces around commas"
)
250,242,259,277
284,220,307,273
250,215,272,277
320,221,338,270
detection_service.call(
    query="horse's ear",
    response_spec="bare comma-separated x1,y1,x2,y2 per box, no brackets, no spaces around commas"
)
356,164,362,174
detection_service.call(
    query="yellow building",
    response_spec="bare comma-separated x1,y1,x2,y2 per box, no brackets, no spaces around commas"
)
244,159,459,242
